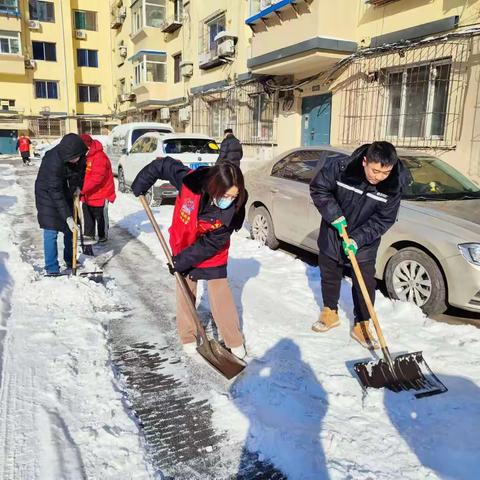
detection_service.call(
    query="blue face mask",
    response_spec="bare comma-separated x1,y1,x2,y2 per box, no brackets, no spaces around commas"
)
213,196,234,209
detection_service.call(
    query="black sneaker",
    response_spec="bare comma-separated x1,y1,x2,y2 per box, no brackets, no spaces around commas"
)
98,237,108,243
82,235,97,245
44,271,62,277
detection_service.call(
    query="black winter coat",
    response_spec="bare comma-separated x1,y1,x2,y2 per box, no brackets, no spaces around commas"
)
310,144,406,264
35,134,87,232
216,134,243,167
131,156,247,280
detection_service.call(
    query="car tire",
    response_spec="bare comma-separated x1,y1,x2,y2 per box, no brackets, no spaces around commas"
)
385,247,447,315
250,206,280,250
118,167,128,193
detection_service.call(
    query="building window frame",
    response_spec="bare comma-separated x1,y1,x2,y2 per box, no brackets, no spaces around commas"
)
252,93,275,141
173,52,181,83
77,48,98,67
78,119,102,135
78,84,100,103
29,0,55,22
385,59,452,141
131,0,166,35
32,40,56,61
200,13,225,55
0,29,20,54
34,80,58,99
73,9,97,31
209,100,228,139
0,0,19,16
134,53,166,85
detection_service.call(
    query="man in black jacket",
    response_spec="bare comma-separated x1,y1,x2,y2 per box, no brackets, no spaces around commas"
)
35,133,87,275
216,129,243,168
310,141,405,349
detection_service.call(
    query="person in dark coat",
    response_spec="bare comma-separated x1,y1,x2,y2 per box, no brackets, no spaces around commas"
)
34,133,87,276
132,157,248,360
216,128,243,168
310,141,405,349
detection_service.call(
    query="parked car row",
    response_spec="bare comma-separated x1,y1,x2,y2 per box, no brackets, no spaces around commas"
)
244,146,480,316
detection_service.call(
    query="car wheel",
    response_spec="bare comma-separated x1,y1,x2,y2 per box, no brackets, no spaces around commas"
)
385,247,447,315
250,206,280,250
118,167,127,193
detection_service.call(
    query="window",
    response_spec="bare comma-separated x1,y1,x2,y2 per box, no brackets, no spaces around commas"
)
201,14,225,54
134,53,166,85
35,80,58,99
35,118,64,137
78,120,102,135
131,128,170,144
173,53,181,83
131,0,166,34
130,137,150,154
32,41,56,61
271,150,326,183
252,94,274,141
0,98,15,111
209,101,228,138
0,0,19,16
77,49,98,67
78,85,100,103
163,138,218,154
74,10,96,31
173,0,183,21
29,1,54,22
386,61,451,140
0,30,20,54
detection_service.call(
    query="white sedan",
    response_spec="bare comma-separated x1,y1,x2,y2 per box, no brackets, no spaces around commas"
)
117,132,220,202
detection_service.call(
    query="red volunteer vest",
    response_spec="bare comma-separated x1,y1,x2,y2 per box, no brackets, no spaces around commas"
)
169,184,229,268
18,137,30,152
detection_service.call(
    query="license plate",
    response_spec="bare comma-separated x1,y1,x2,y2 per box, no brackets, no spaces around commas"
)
189,162,203,169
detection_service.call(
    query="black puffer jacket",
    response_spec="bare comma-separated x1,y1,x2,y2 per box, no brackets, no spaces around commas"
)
310,144,407,264
35,134,87,232
132,156,247,280
216,134,243,167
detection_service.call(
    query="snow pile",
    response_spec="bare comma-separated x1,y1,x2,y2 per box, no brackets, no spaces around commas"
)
111,189,480,480
0,164,152,479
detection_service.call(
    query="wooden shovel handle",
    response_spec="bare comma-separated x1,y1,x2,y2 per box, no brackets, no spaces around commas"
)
341,226,388,351
72,198,79,275
139,195,208,345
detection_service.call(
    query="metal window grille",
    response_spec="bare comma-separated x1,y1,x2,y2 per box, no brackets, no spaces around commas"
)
338,38,470,149
77,119,103,135
191,81,278,144
30,118,65,137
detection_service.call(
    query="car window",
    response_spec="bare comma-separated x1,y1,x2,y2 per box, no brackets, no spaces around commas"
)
273,150,325,184
401,155,480,198
129,137,147,154
163,138,219,154
131,128,170,145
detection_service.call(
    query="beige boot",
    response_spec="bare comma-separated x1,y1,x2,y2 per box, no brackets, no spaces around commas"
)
312,307,340,333
351,321,380,350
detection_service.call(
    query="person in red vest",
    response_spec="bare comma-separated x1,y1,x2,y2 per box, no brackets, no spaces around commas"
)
79,134,116,244
16,134,32,165
131,158,248,361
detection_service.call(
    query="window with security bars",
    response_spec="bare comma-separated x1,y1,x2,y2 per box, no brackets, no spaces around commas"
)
32,118,64,137
77,119,102,135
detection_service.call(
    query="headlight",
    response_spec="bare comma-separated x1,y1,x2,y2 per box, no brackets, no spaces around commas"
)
458,243,480,266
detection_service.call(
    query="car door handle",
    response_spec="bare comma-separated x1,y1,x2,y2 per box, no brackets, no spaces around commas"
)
270,188,279,193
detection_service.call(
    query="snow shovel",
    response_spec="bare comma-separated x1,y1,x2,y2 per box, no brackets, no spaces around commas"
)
342,227,447,399
139,194,246,380
72,198,103,281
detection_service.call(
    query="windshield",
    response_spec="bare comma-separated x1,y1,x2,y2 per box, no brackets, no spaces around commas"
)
163,138,219,154
401,155,480,200
131,128,170,144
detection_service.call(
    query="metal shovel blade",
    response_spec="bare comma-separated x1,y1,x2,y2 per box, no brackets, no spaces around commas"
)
78,271,103,283
354,351,448,399
197,339,246,380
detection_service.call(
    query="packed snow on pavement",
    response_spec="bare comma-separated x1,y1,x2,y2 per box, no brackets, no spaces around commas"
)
1,157,479,479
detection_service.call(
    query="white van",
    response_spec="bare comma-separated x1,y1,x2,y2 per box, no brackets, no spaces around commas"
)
108,122,174,175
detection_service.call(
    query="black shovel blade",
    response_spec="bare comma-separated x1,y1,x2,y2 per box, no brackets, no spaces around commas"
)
196,339,246,380
78,271,104,283
354,351,447,399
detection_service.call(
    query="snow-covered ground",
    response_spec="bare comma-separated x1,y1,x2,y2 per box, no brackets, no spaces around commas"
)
1,156,480,479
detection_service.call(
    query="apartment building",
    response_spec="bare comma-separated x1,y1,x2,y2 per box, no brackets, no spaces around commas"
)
0,0,115,153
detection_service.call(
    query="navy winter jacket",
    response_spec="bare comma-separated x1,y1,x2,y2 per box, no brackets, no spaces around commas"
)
34,134,87,232
216,134,243,167
131,156,247,280
310,144,406,264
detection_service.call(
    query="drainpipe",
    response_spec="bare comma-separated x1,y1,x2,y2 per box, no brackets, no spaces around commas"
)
59,0,71,133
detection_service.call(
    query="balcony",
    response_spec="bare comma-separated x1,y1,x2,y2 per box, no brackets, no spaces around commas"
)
160,15,182,33
0,53,25,75
246,0,357,78
132,82,170,109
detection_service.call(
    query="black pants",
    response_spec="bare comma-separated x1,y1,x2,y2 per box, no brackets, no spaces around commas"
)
21,151,30,164
319,252,376,324
82,202,108,239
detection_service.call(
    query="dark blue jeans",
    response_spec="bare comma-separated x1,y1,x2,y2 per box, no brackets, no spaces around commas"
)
43,229,73,274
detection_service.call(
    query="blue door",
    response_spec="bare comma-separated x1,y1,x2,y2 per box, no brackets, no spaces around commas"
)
301,94,331,146
0,130,18,154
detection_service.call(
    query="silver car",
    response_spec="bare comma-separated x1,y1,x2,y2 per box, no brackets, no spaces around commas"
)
245,146,480,315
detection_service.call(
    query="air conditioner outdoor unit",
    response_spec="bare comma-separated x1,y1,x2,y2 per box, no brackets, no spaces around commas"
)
179,106,191,122
75,30,87,39
217,39,235,57
119,6,127,17
119,46,127,57
180,61,193,77
159,107,170,120
28,20,40,30
24,59,36,69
